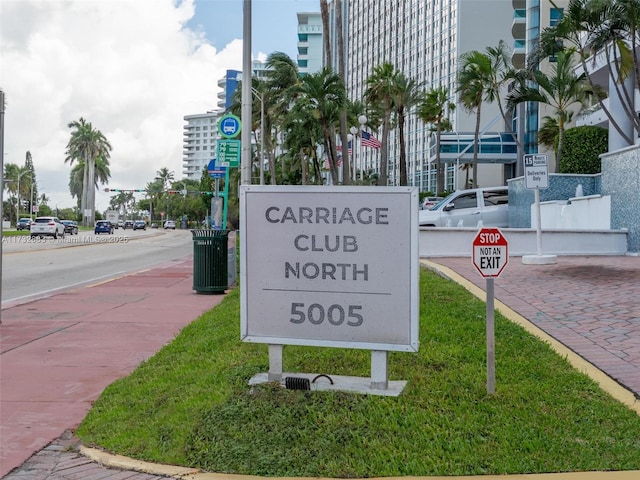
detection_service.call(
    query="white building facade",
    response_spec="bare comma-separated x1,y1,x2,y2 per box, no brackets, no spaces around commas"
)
341,0,537,191
182,112,218,179
297,12,324,75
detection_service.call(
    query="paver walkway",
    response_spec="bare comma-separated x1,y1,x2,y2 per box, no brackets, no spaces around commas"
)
426,255,640,398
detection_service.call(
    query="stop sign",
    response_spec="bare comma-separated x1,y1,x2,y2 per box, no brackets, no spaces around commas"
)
472,228,509,278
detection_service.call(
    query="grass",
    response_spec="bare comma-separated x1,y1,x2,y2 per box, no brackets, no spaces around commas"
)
75,268,640,477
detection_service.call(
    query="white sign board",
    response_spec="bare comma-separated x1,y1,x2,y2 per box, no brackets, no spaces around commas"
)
524,154,549,189
240,185,419,352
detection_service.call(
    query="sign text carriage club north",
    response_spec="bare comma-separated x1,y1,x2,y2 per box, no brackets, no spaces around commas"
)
240,186,419,353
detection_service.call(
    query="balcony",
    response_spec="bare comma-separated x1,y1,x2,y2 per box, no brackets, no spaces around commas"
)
575,101,609,128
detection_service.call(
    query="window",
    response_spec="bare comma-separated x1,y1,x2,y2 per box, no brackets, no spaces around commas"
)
451,193,477,210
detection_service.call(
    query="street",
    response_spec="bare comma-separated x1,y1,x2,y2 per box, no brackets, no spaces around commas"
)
1,229,193,307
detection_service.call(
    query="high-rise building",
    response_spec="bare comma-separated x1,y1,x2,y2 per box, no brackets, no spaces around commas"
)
343,0,518,191
511,0,570,173
297,12,324,75
182,112,218,179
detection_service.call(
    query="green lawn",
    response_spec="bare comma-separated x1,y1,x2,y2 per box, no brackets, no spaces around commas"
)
76,268,640,477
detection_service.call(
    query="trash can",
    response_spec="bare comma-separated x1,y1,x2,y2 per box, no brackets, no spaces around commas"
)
191,229,229,294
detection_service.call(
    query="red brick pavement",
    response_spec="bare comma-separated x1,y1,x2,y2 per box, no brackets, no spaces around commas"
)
0,257,225,478
426,256,640,398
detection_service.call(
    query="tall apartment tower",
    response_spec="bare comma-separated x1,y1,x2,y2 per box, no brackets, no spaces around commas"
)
297,12,324,75
182,113,218,179
511,0,569,173
344,0,517,190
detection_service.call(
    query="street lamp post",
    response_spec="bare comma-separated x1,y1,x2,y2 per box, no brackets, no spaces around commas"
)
350,115,368,182
251,87,265,185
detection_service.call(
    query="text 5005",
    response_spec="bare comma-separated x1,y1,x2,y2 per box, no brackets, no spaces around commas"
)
290,303,363,326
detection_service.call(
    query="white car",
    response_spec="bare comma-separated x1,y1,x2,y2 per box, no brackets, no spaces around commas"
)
164,220,176,230
30,216,66,239
418,187,509,228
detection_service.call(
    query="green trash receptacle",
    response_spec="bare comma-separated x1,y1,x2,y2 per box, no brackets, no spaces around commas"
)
191,229,229,294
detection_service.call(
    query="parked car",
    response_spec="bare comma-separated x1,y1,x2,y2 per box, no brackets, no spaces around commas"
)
95,220,114,235
151,222,159,229
163,220,176,230
17,218,32,231
118,220,124,228
133,220,146,230
421,196,444,210
62,220,79,235
123,220,134,229
30,216,66,239
418,186,509,228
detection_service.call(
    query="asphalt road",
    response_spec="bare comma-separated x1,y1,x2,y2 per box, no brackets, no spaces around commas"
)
1,228,193,306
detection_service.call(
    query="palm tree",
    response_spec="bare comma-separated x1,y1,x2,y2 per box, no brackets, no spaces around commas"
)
4,163,32,223
507,49,590,171
482,41,526,160
365,63,397,186
535,0,637,144
265,52,302,184
457,51,492,189
65,118,111,226
155,167,174,191
282,96,324,185
391,72,421,186
417,85,456,194
69,156,111,206
299,67,346,185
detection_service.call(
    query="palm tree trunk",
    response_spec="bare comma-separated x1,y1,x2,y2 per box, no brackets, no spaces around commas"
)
472,106,482,189
378,114,391,186
320,0,332,68
335,0,349,185
87,158,95,225
436,124,444,194
81,152,89,226
398,108,407,186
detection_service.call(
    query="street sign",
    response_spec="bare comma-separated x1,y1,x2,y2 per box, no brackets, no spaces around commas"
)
216,139,241,168
217,114,241,138
472,228,509,278
524,154,549,189
207,158,226,178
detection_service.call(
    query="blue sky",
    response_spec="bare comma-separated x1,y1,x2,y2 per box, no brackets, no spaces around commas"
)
189,0,319,60
0,0,319,210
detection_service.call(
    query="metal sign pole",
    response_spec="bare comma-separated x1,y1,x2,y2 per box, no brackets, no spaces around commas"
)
486,277,495,395
534,186,542,256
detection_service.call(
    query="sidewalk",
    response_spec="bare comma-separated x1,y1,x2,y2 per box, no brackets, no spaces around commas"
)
1,255,639,479
1,256,225,478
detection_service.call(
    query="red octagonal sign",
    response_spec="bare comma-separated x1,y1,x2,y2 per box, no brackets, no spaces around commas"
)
472,228,509,278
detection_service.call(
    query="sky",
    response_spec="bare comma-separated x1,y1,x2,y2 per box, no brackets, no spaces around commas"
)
0,0,318,212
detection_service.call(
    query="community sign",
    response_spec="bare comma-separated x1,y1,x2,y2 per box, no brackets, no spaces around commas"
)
240,185,420,352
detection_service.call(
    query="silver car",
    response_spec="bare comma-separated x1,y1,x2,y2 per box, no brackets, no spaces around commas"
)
418,187,509,228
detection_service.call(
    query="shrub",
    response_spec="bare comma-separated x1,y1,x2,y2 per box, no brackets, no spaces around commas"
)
559,126,607,174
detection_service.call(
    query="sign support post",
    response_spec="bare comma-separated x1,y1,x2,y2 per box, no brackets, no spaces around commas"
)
472,227,509,395
523,154,557,265
486,277,495,394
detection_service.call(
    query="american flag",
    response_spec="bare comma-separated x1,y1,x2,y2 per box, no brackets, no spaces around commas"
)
361,130,381,149
337,141,352,155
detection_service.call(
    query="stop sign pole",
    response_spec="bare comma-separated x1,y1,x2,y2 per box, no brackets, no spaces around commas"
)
472,228,509,395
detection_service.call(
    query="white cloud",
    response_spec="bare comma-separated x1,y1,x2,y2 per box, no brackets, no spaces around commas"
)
1,0,243,212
